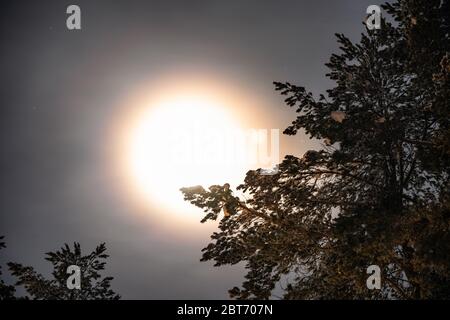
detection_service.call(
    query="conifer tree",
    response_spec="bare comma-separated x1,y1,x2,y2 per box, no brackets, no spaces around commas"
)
181,0,450,299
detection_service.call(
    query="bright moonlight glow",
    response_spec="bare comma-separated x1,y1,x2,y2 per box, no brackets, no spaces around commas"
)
126,94,247,214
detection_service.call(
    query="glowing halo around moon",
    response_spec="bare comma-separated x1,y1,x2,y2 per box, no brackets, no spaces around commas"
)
128,96,241,212
116,81,259,220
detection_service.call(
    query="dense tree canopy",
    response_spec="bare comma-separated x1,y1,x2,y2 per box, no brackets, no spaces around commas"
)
181,0,450,299
7,242,120,300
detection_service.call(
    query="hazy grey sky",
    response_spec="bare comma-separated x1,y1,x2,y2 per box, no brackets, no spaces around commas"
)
1,0,380,299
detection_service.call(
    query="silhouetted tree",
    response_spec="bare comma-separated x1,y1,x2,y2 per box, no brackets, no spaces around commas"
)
0,236,16,300
8,242,120,300
181,0,449,299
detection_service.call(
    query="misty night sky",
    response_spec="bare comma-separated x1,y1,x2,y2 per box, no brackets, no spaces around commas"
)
1,0,378,298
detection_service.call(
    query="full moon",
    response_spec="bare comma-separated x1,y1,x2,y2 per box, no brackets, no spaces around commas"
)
125,92,248,215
